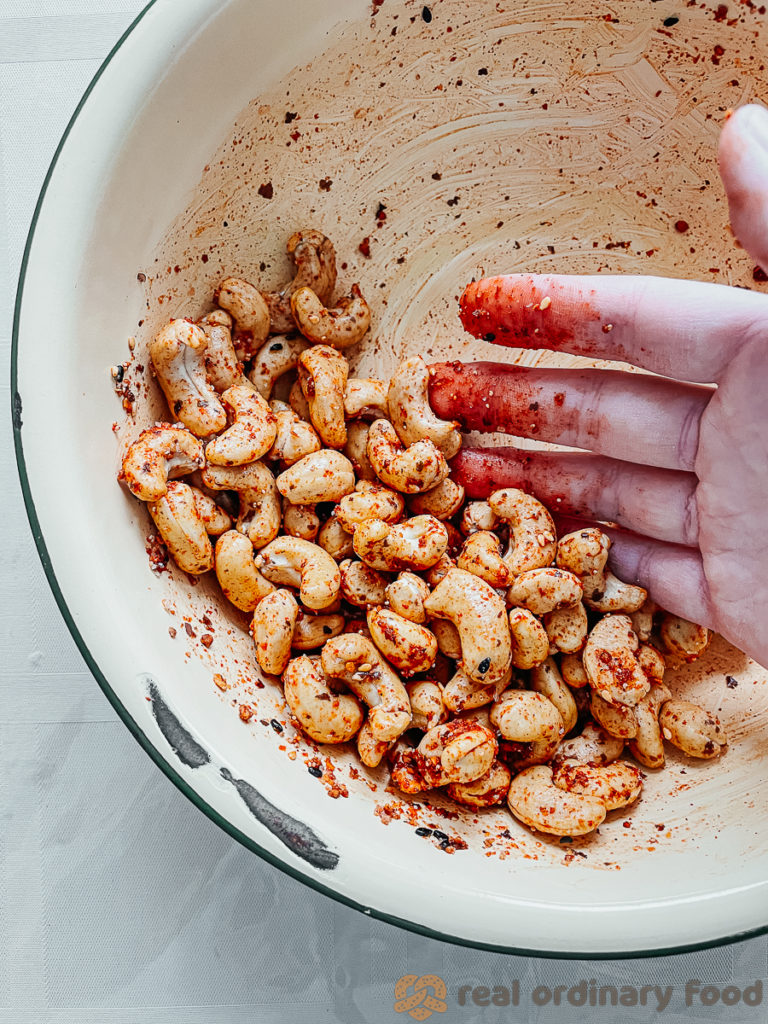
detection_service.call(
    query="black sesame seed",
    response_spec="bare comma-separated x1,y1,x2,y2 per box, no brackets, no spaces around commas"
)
114,365,124,384
269,342,283,352
433,829,449,842
308,765,323,778
477,657,491,675
725,675,738,688
663,15,679,25
421,5,432,21
478,67,489,75
323,625,333,634
270,719,283,733
483,333,496,342
415,827,433,836
439,839,452,850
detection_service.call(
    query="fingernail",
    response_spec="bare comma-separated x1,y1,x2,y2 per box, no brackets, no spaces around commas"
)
739,103,768,151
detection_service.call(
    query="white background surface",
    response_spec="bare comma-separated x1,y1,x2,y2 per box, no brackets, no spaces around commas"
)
2,3,768,1022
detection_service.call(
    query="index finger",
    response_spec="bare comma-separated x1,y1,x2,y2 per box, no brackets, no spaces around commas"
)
459,273,768,383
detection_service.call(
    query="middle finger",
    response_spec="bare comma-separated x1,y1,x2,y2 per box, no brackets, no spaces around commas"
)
429,361,712,472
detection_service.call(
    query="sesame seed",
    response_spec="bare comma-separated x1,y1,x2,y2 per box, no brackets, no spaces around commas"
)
540,296,552,310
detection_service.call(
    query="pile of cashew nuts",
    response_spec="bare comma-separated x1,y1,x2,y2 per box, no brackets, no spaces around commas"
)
119,230,728,840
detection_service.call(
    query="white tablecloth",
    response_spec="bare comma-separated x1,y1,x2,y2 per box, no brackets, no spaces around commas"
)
2,4,767,1021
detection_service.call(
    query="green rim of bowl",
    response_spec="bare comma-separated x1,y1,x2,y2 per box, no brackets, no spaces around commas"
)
10,0,767,961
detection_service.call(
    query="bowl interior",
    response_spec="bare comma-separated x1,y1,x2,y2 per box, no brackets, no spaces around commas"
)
15,0,768,955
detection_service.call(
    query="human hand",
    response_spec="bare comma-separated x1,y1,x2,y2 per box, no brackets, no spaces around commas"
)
428,103,768,667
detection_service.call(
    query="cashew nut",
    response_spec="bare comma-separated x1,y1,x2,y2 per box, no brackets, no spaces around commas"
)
344,378,388,420
659,700,728,758
406,680,448,732
354,516,448,572
556,528,647,613
289,378,312,421
460,501,498,535
443,665,510,713
267,400,321,466
251,589,299,676
590,691,638,739
553,759,643,811
659,615,711,662
320,634,411,742
282,501,320,541
553,722,625,768
366,418,448,494
214,531,274,610
204,385,277,466
391,719,497,792
408,479,465,521
431,619,463,661
336,481,405,533
560,651,589,689
202,459,281,549
283,655,363,743
263,229,337,335
149,319,227,437
255,536,341,610
447,760,512,808
457,531,510,588
385,572,429,623
627,681,672,769
544,603,589,654
490,689,564,743
508,608,550,670
291,610,345,649
637,643,666,685
424,568,512,687
356,728,394,768
214,278,270,358
424,553,456,587
198,310,246,392
249,335,310,399
631,598,658,643
343,421,377,481
583,614,650,707
339,559,389,608
530,658,578,734
148,481,214,574
507,765,606,836
190,487,232,535
367,607,438,677
121,424,204,501
291,283,370,349
488,488,557,577
298,345,348,449
508,568,583,616
317,517,355,561
498,734,560,773
387,355,462,458
275,449,355,505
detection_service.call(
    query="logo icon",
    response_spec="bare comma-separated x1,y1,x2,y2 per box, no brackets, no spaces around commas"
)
394,974,448,1020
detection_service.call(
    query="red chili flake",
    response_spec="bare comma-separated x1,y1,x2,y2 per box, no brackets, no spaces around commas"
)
318,177,332,191
200,634,214,648
358,236,371,258
137,272,146,282
432,171,442,180
284,111,298,123
201,254,209,263
753,265,768,282
168,627,177,639
257,182,274,199
714,2,728,19
554,392,565,406
674,219,690,232
290,131,300,142
184,622,196,638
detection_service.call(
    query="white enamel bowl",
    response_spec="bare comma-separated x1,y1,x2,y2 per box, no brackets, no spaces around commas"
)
13,0,768,955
